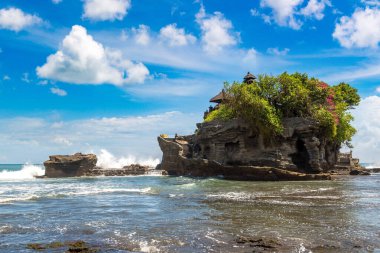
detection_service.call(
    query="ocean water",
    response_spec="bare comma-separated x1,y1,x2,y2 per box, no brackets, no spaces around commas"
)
0,164,379,252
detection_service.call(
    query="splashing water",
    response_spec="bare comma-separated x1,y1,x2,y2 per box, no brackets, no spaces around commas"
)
96,149,160,169
0,164,45,181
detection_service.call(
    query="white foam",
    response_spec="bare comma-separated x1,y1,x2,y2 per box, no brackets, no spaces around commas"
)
0,164,44,181
96,149,160,169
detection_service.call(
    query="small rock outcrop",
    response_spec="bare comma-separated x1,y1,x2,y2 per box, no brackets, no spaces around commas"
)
44,153,97,178
157,118,339,180
43,153,159,178
86,164,155,176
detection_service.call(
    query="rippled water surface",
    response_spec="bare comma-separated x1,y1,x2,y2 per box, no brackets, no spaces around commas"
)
0,165,379,252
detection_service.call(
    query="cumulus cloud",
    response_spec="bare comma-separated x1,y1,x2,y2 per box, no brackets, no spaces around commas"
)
351,96,380,164
260,0,303,29
259,0,330,29
0,7,42,32
301,0,331,20
52,0,62,4
132,25,150,46
196,5,238,54
377,86,380,93
83,0,131,21
333,7,380,48
50,87,67,96
159,24,196,47
36,25,149,86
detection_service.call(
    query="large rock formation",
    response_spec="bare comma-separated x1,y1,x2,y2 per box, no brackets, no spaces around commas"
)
158,118,339,180
44,153,97,177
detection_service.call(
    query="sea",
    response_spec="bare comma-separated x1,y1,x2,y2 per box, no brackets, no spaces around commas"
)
0,164,380,252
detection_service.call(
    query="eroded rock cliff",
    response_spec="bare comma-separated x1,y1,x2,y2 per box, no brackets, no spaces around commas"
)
158,118,339,180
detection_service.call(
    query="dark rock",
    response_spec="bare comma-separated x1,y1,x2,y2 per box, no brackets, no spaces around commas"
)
85,164,153,176
235,236,284,252
350,169,371,176
26,240,98,253
157,118,335,181
26,243,46,251
368,168,380,173
43,153,97,178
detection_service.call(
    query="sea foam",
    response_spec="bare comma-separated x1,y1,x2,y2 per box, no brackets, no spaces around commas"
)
0,164,45,181
96,149,160,169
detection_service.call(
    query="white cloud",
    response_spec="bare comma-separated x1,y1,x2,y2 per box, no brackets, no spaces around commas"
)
362,0,380,6
21,73,31,83
0,7,42,32
333,7,380,48
83,0,131,21
50,87,67,96
159,24,196,47
243,48,259,63
376,86,380,93
36,25,149,86
260,0,303,29
3,75,10,81
132,24,150,46
250,8,260,17
323,61,380,83
196,5,238,54
300,0,331,20
0,112,199,163
267,47,290,56
351,96,380,164
52,0,62,4
259,0,330,29
53,136,72,146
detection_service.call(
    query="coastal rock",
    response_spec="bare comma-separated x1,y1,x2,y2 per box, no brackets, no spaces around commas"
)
157,118,340,180
85,164,153,176
43,153,97,178
158,133,331,181
349,169,371,176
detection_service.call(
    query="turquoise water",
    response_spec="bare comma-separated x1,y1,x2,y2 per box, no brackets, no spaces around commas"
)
0,164,379,252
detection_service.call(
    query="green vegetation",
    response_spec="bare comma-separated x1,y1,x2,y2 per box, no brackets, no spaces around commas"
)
204,72,360,146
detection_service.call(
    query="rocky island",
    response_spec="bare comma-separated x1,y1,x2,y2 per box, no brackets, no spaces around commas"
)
158,72,368,180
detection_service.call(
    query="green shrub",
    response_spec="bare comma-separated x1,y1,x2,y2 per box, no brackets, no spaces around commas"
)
205,72,360,146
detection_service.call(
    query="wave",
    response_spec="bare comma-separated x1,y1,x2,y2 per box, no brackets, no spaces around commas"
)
0,187,152,204
96,149,160,169
0,164,45,181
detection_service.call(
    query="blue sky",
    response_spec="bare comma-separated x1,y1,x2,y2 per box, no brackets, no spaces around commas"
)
1,0,380,164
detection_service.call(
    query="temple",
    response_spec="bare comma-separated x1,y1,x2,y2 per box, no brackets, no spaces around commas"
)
204,72,256,119
157,72,368,180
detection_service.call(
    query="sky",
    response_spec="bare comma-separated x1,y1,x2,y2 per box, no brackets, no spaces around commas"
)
0,0,380,164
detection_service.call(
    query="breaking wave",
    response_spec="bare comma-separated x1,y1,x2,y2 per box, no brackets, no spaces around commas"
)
96,149,160,169
0,164,45,181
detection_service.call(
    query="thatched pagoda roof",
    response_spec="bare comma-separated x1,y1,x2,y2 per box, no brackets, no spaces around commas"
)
209,89,226,103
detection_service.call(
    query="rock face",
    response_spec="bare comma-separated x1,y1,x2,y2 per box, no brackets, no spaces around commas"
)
86,164,156,176
158,118,341,180
44,153,97,178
